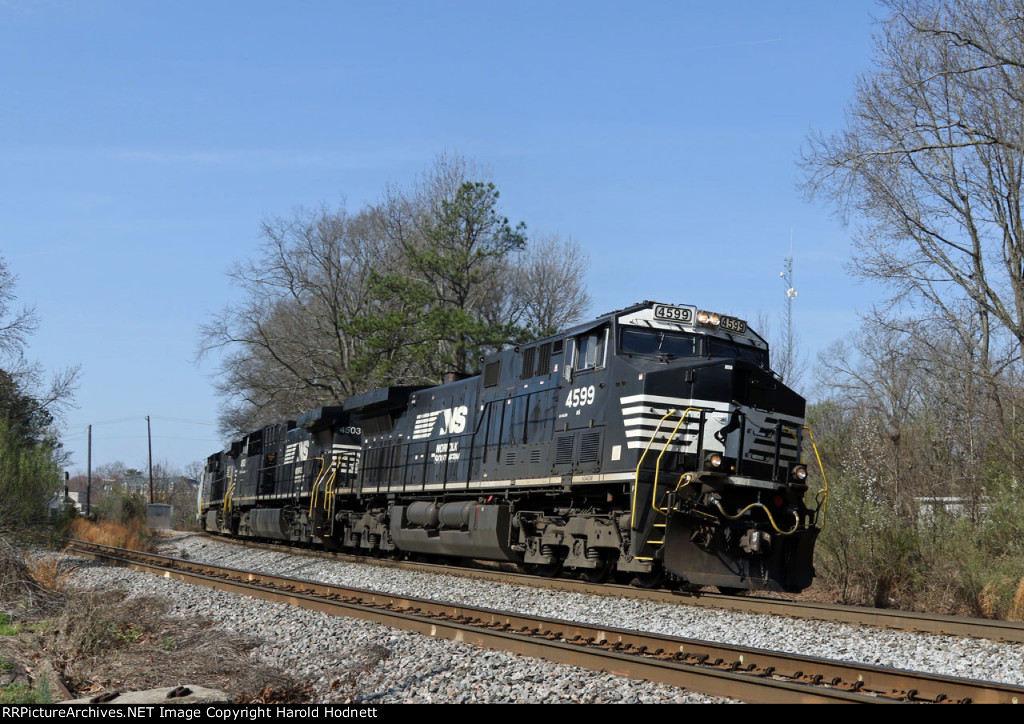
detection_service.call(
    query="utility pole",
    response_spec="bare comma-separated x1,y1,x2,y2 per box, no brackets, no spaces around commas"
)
86,424,92,517
146,415,154,504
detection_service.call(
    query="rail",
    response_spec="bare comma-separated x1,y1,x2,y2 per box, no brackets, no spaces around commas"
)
67,540,1024,704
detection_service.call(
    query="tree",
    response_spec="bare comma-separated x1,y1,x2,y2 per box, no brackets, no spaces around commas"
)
200,203,385,433
802,0,1024,383
504,234,592,339
0,254,78,526
0,257,37,359
352,179,527,379
204,155,591,436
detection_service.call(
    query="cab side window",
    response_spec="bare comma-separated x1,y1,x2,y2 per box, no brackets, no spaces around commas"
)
575,327,608,372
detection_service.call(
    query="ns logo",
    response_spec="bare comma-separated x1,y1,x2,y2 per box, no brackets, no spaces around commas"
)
413,405,469,439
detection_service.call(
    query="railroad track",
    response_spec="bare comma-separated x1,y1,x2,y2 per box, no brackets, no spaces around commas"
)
191,531,1024,645
68,539,1024,704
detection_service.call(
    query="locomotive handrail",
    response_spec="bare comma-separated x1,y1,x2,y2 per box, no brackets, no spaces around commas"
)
308,457,328,517
630,406,704,530
630,408,676,530
651,407,704,517
801,425,830,532
222,474,235,515
325,457,341,518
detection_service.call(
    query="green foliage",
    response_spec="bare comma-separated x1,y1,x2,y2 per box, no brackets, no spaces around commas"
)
47,503,78,545
815,465,1024,617
0,684,46,705
0,418,62,528
0,613,20,636
349,180,529,382
0,369,55,449
816,473,925,608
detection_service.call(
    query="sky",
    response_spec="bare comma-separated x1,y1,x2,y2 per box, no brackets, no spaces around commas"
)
0,0,884,474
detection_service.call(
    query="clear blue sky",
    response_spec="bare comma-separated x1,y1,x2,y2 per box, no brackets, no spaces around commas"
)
0,0,883,473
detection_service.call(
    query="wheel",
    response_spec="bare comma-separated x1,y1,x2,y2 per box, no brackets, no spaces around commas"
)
630,566,665,589
524,560,564,578
322,538,341,552
581,556,615,584
539,560,564,578
716,586,745,596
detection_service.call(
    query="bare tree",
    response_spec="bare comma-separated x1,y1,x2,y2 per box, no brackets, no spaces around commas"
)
0,254,78,447
202,155,592,436
0,257,37,360
199,203,388,434
508,234,592,337
802,0,1024,382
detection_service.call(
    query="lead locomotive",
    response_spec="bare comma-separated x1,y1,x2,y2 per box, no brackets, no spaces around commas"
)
200,301,823,592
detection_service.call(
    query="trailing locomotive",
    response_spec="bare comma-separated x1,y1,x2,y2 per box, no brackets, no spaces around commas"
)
199,301,825,593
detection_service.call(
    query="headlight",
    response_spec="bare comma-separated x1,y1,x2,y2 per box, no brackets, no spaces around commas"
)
791,465,808,482
705,452,724,469
697,310,721,326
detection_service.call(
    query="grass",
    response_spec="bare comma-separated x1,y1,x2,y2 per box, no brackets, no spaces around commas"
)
68,518,154,552
0,683,47,704
0,614,20,636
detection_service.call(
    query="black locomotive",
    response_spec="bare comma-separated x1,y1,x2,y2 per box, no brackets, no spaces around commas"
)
199,301,824,592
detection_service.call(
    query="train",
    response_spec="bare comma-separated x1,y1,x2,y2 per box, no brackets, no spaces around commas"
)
198,301,825,593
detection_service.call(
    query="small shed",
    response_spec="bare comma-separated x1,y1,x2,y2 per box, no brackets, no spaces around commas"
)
147,503,172,530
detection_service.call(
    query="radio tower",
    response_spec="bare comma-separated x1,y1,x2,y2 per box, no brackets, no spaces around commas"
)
779,237,797,383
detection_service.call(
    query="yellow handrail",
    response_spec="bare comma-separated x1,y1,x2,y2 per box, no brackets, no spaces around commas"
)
652,408,702,515
630,407,702,529
222,472,235,515
324,458,341,519
308,457,329,517
802,425,830,532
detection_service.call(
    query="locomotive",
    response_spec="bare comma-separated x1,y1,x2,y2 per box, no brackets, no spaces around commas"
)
199,301,824,593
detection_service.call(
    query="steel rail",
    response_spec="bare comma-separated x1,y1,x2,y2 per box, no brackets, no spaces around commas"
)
198,532,1024,644
68,540,1024,704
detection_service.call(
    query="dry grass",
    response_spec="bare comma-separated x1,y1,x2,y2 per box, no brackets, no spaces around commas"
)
0,533,337,704
1007,578,1024,622
68,519,155,553
0,539,64,617
0,587,307,703
978,582,999,619
23,553,72,594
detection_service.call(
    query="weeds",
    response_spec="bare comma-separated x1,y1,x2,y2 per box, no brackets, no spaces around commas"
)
0,614,19,636
68,519,154,553
815,474,1024,618
0,538,64,617
0,684,44,704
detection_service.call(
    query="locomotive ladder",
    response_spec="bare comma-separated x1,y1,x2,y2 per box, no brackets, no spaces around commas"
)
628,411,834,562
630,407,704,562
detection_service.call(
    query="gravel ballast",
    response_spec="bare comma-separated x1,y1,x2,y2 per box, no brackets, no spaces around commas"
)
69,532,1024,702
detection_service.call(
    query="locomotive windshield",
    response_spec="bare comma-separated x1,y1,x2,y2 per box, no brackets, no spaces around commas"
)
706,337,768,368
619,326,769,368
620,328,698,357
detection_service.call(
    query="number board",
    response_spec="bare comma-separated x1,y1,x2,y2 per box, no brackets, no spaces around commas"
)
652,304,695,324
720,315,747,334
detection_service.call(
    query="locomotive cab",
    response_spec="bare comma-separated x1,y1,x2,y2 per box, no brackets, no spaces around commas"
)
610,302,819,592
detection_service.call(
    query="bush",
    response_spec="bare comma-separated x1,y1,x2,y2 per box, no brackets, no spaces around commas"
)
814,471,1024,618
815,473,925,608
0,420,62,528
95,490,148,526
